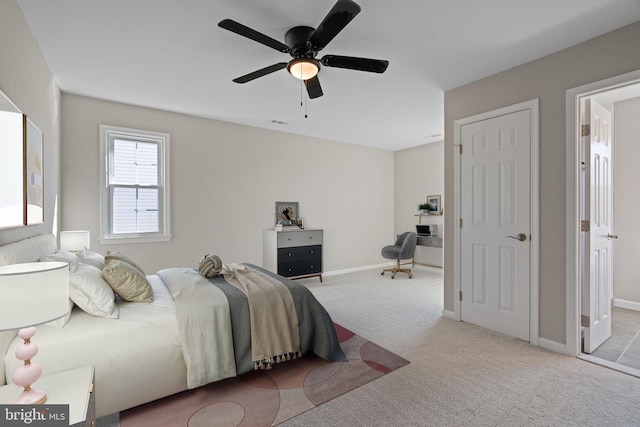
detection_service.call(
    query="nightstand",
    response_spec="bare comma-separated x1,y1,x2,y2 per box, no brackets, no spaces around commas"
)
0,365,95,427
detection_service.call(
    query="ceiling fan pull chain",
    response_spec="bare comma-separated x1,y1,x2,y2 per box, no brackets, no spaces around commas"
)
299,79,308,118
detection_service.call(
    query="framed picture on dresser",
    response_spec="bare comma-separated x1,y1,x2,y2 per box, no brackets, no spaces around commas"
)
275,201,298,225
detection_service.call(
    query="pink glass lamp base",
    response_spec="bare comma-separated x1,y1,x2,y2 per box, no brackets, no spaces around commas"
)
11,388,46,405
11,327,47,404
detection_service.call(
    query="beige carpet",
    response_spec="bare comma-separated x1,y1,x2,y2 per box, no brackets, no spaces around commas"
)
98,266,640,426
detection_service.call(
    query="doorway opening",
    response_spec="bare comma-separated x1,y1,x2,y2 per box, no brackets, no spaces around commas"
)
566,69,640,377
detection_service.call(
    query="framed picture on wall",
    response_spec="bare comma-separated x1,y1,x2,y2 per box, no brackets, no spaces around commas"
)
0,107,25,229
427,195,441,215
25,116,44,225
275,201,298,225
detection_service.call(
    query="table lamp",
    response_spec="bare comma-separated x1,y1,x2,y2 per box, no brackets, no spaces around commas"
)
59,230,90,254
0,261,70,404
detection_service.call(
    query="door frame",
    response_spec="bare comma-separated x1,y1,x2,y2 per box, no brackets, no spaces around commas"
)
453,98,540,345
565,69,640,357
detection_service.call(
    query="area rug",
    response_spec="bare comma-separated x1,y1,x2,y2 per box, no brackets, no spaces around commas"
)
120,324,409,427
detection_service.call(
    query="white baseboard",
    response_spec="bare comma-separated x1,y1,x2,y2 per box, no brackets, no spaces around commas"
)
324,262,441,277
538,337,568,355
613,298,640,311
441,309,456,320
323,263,391,277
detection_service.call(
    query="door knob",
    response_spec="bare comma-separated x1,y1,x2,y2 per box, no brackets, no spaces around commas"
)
507,233,527,242
607,234,619,240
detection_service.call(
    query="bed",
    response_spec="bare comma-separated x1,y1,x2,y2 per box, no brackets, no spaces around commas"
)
0,234,345,418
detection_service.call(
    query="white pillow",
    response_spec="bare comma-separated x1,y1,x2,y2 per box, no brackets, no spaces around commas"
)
78,250,105,270
69,264,119,318
40,250,79,273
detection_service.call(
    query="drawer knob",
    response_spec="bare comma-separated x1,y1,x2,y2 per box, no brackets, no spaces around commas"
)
288,252,292,256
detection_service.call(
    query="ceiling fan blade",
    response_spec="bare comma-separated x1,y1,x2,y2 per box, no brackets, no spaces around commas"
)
232,63,288,83
218,19,289,53
320,55,389,73
305,76,324,99
309,0,361,51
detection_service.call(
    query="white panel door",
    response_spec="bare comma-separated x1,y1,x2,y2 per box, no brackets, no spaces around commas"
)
582,98,613,353
460,109,531,341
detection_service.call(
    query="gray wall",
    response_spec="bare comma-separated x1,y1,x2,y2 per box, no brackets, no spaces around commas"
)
613,96,640,304
444,21,640,345
61,94,394,273
0,0,61,245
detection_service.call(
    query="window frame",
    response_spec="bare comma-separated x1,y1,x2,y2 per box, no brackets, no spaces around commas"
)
99,124,171,244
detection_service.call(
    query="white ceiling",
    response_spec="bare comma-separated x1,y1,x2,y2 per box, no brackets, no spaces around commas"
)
16,0,640,151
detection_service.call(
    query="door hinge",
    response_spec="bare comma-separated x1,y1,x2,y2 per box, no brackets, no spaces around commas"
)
459,144,463,155
581,314,589,327
581,124,590,137
460,218,463,228
459,291,463,301
581,220,590,232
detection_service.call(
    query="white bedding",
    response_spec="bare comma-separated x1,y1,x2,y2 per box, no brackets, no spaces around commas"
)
0,234,345,419
4,275,187,418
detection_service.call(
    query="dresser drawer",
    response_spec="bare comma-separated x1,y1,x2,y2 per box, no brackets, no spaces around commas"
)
278,245,321,262
277,231,301,248
300,230,323,245
278,259,322,277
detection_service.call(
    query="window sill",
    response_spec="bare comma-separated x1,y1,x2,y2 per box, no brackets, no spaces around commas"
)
100,234,172,245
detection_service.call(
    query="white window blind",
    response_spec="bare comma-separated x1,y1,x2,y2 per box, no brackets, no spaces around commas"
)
100,125,171,243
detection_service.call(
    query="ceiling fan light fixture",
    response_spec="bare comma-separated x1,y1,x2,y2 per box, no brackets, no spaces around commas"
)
288,58,319,80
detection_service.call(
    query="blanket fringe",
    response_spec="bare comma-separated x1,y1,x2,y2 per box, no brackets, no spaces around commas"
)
253,351,302,371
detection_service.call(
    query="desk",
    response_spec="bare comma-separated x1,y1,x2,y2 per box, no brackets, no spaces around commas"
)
416,235,443,268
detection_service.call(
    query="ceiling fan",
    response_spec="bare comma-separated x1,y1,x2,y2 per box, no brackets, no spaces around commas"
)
218,0,389,99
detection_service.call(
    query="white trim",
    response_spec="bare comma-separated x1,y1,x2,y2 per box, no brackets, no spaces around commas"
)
565,69,640,357
323,263,390,276
538,337,567,355
442,309,456,320
453,98,540,345
579,354,640,379
324,263,443,277
99,124,171,244
453,120,462,321
613,298,640,312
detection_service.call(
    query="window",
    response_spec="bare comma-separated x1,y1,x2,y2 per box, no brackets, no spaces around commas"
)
100,125,171,243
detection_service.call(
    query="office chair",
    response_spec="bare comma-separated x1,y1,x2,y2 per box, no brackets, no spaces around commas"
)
381,232,418,278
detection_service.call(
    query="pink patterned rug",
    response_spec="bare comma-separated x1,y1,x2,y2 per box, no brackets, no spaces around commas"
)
120,324,409,426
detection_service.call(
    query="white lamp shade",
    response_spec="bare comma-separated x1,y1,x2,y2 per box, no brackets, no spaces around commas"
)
0,262,70,331
59,230,90,252
288,59,319,80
